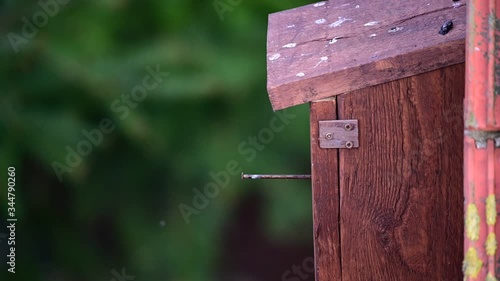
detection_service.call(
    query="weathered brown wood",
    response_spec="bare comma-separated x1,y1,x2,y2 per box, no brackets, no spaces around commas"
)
337,64,464,280
310,100,342,281
267,0,466,110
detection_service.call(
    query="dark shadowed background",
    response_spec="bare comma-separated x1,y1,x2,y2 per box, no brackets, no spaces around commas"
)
0,0,316,281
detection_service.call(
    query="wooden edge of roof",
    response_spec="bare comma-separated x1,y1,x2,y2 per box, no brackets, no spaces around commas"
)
266,0,466,111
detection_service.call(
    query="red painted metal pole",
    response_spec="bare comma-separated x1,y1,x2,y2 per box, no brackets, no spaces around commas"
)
464,0,500,280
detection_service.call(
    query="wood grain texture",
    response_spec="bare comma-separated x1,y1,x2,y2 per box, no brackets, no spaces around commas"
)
310,100,342,281
337,64,464,280
267,0,466,110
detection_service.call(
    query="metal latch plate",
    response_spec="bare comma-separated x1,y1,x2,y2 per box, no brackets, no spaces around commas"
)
319,120,359,149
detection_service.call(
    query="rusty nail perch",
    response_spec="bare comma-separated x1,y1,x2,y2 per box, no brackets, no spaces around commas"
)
241,173,311,180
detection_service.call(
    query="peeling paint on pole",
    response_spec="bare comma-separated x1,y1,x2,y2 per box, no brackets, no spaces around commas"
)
464,0,500,279
464,247,483,278
466,204,480,241
486,233,497,256
486,273,498,281
486,195,496,226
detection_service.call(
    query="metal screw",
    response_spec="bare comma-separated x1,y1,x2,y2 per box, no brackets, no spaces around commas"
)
344,123,353,131
325,133,333,139
345,141,354,149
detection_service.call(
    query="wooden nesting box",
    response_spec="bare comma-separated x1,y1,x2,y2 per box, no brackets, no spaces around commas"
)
266,1,466,280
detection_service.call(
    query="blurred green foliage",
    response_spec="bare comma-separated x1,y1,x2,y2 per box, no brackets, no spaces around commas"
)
0,0,314,280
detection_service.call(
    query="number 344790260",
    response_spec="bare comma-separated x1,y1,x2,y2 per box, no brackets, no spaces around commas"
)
7,167,15,214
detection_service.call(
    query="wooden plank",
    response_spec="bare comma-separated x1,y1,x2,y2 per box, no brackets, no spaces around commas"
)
337,64,464,280
267,0,466,110
310,100,342,281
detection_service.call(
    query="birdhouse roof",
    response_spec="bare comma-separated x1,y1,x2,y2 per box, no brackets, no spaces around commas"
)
266,0,466,111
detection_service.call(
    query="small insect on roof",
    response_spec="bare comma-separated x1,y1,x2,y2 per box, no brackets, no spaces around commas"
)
266,0,466,111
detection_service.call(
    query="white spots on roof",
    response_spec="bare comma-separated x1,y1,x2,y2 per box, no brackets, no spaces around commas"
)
329,36,343,44
296,72,305,77
341,3,351,7
369,33,377,38
287,24,296,28
453,2,463,8
475,47,480,52
364,21,380,26
315,18,327,24
314,2,326,7
269,53,281,61
314,56,328,68
388,26,404,33
283,43,297,48
355,5,360,8
330,17,352,27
